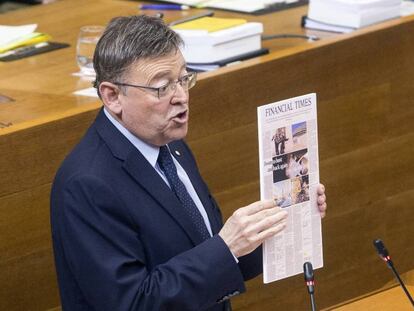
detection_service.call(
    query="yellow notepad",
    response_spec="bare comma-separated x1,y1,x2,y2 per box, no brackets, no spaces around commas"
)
0,32,51,53
172,17,247,32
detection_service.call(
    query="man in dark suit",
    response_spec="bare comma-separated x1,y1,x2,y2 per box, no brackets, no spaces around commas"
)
51,15,327,311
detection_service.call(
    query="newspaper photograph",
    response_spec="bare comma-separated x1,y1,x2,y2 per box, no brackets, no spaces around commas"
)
257,93,323,283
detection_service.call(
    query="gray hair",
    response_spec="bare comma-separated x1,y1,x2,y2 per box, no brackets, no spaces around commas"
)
93,15,183,96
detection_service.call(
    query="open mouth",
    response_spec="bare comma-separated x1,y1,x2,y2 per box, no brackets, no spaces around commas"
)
172,110,188,123
177,111,186,118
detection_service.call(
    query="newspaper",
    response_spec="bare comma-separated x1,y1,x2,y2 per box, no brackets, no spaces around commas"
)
257,93,323,283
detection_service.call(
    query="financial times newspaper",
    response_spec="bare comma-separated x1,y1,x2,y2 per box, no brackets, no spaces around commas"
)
257,93,323,283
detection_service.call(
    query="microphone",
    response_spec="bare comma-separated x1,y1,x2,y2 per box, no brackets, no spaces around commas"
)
373,239,390,262
303,262,316,311
373,238,414,307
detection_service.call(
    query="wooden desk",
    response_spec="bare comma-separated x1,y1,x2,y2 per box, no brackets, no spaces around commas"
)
328,285,414,311
328,272,414,311
1,1,414,310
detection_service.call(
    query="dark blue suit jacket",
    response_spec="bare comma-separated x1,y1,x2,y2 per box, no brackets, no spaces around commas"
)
51,109,262,311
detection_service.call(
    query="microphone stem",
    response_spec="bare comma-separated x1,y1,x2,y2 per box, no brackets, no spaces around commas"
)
309,292,316,311
388,262,414,307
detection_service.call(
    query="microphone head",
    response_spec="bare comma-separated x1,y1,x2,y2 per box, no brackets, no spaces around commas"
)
303,261,314,281
373,238,389,258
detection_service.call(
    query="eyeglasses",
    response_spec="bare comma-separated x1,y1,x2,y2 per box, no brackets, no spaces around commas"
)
113,72,197,99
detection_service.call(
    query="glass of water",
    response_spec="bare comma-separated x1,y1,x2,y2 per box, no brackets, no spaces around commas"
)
76,25,104,76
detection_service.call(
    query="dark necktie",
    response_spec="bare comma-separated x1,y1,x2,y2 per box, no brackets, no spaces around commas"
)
157,145,211,240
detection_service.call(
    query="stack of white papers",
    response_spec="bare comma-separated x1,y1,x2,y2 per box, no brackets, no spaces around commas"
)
401,0,414,16
303,17,355,33
0,24,52,56
175,22,263,64
307,0,401,29
0,24,37,47
0,24,40,54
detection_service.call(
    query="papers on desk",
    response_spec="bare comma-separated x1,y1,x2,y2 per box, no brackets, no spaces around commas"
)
186,48,269,72
401,0,414,16
302,17,356,33
199,0,297,13
172,16,247,32
306,0,401,31
0,24,51,54
257,93,323,283
0,24,37,47
156,0,302,13
173,18,263,66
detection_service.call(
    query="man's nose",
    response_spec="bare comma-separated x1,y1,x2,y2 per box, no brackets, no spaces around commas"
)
170,82,188,103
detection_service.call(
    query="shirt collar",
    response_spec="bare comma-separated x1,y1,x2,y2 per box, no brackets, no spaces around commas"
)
103,108,160,168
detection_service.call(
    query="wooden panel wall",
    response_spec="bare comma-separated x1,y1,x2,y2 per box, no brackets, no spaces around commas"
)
0,110,98,310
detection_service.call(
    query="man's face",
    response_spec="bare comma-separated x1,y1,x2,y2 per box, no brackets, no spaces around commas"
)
112,51,190,146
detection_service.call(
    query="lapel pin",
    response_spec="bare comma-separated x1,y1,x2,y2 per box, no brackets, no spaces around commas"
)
174,150,181,156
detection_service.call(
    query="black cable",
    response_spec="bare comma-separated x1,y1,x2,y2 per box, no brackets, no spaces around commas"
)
262,34,320,41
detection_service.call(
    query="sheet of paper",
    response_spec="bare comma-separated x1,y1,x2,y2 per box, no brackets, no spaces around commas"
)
0,24,37,47
206,0,287,12
401,0,414,16
257,93,323,283
156,0,288,12
171,17,246,32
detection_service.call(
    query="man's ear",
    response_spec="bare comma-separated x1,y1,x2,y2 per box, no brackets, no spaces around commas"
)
99,82,123,115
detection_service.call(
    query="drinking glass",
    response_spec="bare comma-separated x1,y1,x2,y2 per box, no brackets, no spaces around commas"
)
76,25,104,76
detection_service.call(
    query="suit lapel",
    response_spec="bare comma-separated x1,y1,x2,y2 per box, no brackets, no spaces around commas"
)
94,110,206,246
123,151,206,245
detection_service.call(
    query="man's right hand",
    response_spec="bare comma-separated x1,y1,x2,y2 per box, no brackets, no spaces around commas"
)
218,200,288,258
